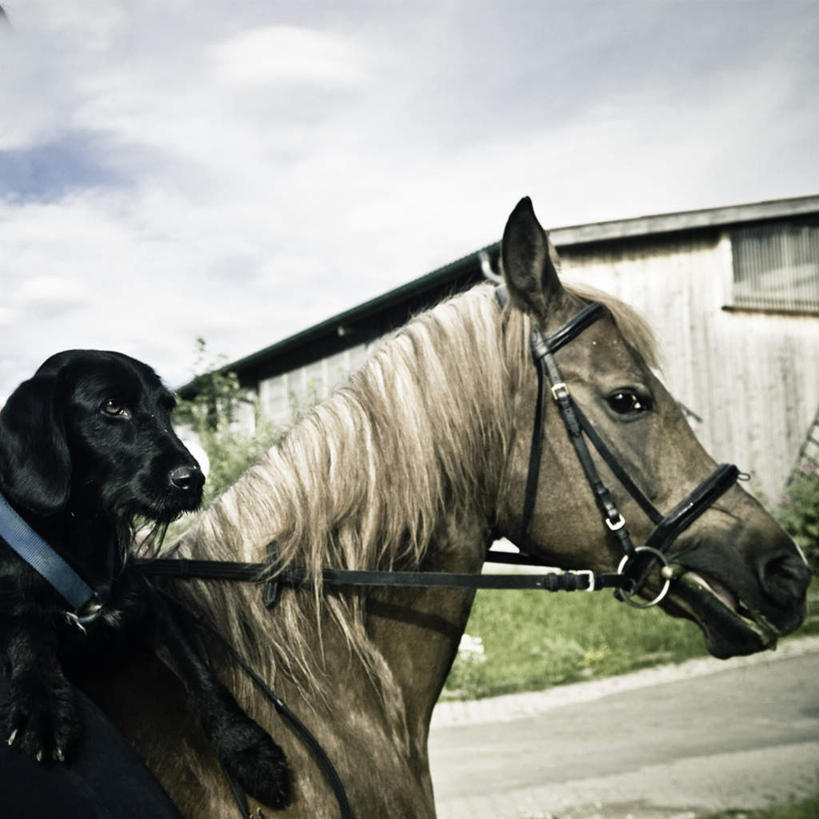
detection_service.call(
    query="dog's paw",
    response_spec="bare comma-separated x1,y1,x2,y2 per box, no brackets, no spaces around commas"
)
4,676,79,763
215,716,291,810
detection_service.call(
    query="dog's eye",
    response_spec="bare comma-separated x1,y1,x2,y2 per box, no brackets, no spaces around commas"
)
101,400,131,419
607,389,651,416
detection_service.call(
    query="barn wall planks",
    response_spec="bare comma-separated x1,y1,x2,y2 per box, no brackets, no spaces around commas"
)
559,233,819,501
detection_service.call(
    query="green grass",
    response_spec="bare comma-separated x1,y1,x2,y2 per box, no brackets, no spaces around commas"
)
703,788,819,818
442,574,819,701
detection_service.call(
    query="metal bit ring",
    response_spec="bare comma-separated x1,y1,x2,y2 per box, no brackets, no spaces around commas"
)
616,546,672,609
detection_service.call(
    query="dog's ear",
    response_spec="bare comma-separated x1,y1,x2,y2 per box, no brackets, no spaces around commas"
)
0,371,71,515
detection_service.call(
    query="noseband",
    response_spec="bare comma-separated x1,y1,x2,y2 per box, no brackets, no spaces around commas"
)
499,284,740,607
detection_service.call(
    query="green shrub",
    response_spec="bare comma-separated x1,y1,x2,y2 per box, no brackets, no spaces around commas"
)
703,788,819,818
775,469,819,570
441,588,707,701
173,339,281,504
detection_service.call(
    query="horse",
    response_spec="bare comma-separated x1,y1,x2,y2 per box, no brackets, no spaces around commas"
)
84,198,810,818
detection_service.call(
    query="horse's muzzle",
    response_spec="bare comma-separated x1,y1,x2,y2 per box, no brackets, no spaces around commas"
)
756,549,811,611
660,518,811,659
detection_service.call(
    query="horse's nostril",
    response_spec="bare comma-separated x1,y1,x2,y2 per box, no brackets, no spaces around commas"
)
169,466,204,492
758,552,811,607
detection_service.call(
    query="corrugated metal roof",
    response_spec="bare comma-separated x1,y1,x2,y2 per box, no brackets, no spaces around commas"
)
549,194,819,245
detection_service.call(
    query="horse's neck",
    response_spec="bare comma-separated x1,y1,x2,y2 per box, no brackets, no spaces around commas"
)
258,512,490,816
364,512,490,744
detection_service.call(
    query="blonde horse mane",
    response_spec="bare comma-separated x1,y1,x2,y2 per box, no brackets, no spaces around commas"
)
163,281,658,719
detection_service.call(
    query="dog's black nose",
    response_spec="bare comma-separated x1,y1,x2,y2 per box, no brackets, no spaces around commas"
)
169,465,204,493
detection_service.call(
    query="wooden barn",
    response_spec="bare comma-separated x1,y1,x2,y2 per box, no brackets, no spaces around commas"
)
192,195,819,503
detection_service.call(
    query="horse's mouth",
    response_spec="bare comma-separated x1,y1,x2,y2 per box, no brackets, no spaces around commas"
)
666,567,781,658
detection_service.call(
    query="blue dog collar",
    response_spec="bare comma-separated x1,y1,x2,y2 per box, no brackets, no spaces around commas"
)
0,490,103,623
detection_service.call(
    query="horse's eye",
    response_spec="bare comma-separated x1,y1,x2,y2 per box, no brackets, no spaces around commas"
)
607,390,651,416
101,400,131,419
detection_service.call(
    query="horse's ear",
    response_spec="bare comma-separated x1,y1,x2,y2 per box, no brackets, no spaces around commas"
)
0,371,71,516
501,196,564,318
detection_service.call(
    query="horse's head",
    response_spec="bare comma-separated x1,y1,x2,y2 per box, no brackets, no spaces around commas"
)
495,197,810,659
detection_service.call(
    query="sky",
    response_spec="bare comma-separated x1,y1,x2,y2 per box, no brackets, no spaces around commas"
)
1,1,818,401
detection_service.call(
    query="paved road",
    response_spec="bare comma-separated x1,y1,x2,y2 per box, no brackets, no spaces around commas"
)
429,638,819,819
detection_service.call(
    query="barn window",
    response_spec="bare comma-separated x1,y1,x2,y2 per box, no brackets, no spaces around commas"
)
731,221,819,313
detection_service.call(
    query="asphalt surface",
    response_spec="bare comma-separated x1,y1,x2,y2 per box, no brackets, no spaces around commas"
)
429,636,819,819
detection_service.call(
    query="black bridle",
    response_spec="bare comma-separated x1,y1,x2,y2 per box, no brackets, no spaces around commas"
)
503,283,741,607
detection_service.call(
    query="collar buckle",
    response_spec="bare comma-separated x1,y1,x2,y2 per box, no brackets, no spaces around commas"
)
66,594,105,634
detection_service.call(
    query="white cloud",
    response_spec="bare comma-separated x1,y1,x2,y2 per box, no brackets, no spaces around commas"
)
0,0,817,402
17,274,88,305
212,25,365,88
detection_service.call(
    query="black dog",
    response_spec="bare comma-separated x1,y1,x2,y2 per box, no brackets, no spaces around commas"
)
0,350,290,809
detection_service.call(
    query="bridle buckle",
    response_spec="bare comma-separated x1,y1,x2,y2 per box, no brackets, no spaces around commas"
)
605,513,626,531
550,382,569,401
576,569,596,592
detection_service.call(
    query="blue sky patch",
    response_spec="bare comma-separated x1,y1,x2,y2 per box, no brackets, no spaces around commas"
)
0,131,124,201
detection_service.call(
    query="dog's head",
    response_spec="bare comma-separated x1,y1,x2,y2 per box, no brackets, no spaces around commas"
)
0,350,204,524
